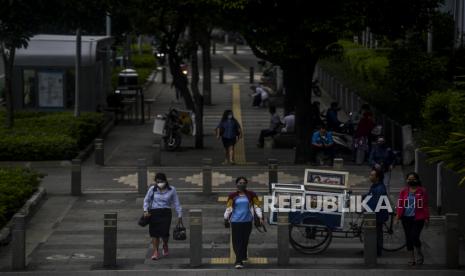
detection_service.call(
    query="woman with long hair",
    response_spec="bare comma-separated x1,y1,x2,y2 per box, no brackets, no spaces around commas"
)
216,110,242,165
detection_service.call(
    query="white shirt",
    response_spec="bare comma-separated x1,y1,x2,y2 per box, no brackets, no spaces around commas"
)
281,114,295,133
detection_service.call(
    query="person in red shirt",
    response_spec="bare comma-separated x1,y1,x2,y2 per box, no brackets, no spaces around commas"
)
395,172,430,266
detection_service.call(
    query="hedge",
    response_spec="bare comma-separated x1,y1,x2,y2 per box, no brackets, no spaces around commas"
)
0,112,104,161
0,167,43,229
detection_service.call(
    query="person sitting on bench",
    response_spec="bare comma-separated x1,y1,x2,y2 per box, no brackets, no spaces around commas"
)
311,125,335,164
281,111,295,133
257,106,281,148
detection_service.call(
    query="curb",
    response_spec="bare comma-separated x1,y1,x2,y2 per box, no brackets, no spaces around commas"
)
0,186,47,245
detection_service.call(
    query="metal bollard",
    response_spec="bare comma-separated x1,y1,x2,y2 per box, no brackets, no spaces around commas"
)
202,158,212,194
95,138,104,166
152,143,161,166
212,42,216,55
446,213,459,269
268,159,278,194
363,213,377,267
71,159,82,196
103,213,117,268
11,214,26,270
333,158,344,169
233,44,237,55
189,209,203,267
137,158,148,195
219,67,224,84
263,137,273,163
162,67,167,84
277,212,289,265
249,67,254,84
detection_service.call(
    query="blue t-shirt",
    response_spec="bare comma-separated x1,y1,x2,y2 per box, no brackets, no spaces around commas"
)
404,192,416,217
218,119,240,139
230,195,253,222
312,130,333,145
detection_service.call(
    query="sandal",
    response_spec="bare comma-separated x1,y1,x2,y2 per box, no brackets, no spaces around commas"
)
416,252,424,265
408,259,416,266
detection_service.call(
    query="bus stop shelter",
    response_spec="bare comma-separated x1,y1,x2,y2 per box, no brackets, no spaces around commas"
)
12,34,113,111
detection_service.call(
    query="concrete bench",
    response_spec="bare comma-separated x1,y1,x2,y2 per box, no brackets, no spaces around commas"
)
273,132,296,148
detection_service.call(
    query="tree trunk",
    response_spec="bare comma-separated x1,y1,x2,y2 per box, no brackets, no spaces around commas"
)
200,30,212,105
282,63,297,114
293,59,317,164
2,47,15,128
190,36,204,149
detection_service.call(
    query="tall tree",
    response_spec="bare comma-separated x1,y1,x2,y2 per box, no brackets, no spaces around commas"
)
228,0,440,163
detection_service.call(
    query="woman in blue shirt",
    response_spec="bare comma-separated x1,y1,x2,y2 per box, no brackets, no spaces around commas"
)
224,177,264,269
216,110,242,165
143,173,182,260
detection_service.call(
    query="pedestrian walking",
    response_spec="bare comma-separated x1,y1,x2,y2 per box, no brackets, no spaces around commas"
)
364,168,389,257
143,173,182,260
257,106,281,148
395,172,429,266
224,177,264,269
216,110,242,165
369,136,395,191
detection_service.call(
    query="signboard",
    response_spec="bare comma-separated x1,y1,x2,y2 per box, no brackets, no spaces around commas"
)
304,169,349,190
38,71,64,107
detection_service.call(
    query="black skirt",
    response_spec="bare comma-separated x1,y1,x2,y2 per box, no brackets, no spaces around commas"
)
149,208,172,238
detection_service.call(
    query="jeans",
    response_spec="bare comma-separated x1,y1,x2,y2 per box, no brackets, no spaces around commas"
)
401,217,425,251
231,221,253,263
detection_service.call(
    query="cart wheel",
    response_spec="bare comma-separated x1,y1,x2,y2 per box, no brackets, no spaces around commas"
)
289,216,332,254
382,215,406,252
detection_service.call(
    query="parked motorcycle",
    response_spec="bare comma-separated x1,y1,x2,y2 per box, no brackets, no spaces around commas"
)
332,112,355,153
162,108,182,151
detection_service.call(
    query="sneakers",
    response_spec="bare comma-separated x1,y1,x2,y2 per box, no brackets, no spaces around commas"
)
151,250,160,260
162,244,169,257
234,261,244,269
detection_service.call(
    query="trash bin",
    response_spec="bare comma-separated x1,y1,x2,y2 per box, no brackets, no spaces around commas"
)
118,68,138,87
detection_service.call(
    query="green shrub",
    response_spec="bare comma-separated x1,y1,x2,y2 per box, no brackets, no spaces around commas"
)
0,112,104,161
132,54,156,68
0,167,43,228
131,43,153,55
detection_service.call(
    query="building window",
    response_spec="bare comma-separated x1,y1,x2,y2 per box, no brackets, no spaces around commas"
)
37,70,64,108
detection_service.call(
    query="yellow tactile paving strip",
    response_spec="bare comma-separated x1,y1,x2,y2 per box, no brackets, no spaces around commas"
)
232,84,247,165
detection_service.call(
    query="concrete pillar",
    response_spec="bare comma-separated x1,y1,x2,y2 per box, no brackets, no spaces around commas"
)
95,138,104,166
363,213,377,267
264,137,273,163
202,158,212,194
445,213,459,268
414,148,420,173
137,158,148,195
277,212,289,266
333,158,343,169
436,162,444,214
219,67,224,84
11,214,26,270
152,143,161,166
268,159,278,194
233,44,237,55
71,159,82,196
103,213,117,268
402,125,414,165
162,67,167,84
249,67,254,84
189,209,202,267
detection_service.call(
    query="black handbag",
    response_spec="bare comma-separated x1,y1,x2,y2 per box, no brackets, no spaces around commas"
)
173,221,187,240
138,187,155,227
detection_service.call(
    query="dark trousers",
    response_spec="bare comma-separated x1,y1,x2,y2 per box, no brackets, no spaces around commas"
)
258,129,277,146
376,222,383,256
231,221,253,263
401,217,425,251
313,145,335,162
252,95,261,106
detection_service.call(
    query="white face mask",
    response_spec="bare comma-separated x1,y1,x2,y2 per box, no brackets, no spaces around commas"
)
227,115,233,119
157,182,166,189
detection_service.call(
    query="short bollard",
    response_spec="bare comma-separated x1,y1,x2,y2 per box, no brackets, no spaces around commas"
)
137,158,148,195
162,67,167,84
190,209,202,267
264,136,273,162
363,213,377,267
249,67,254,83
202,158,212,194
152,143,161,166
446,213,459,268
333,158,343,169
71,159,82,196
219,67,224,84
212,42,216,55
233,44,237,55
103,213,117,268
95,138,104,166
11,214,26,270
277,212,289,265
268,159,278,194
